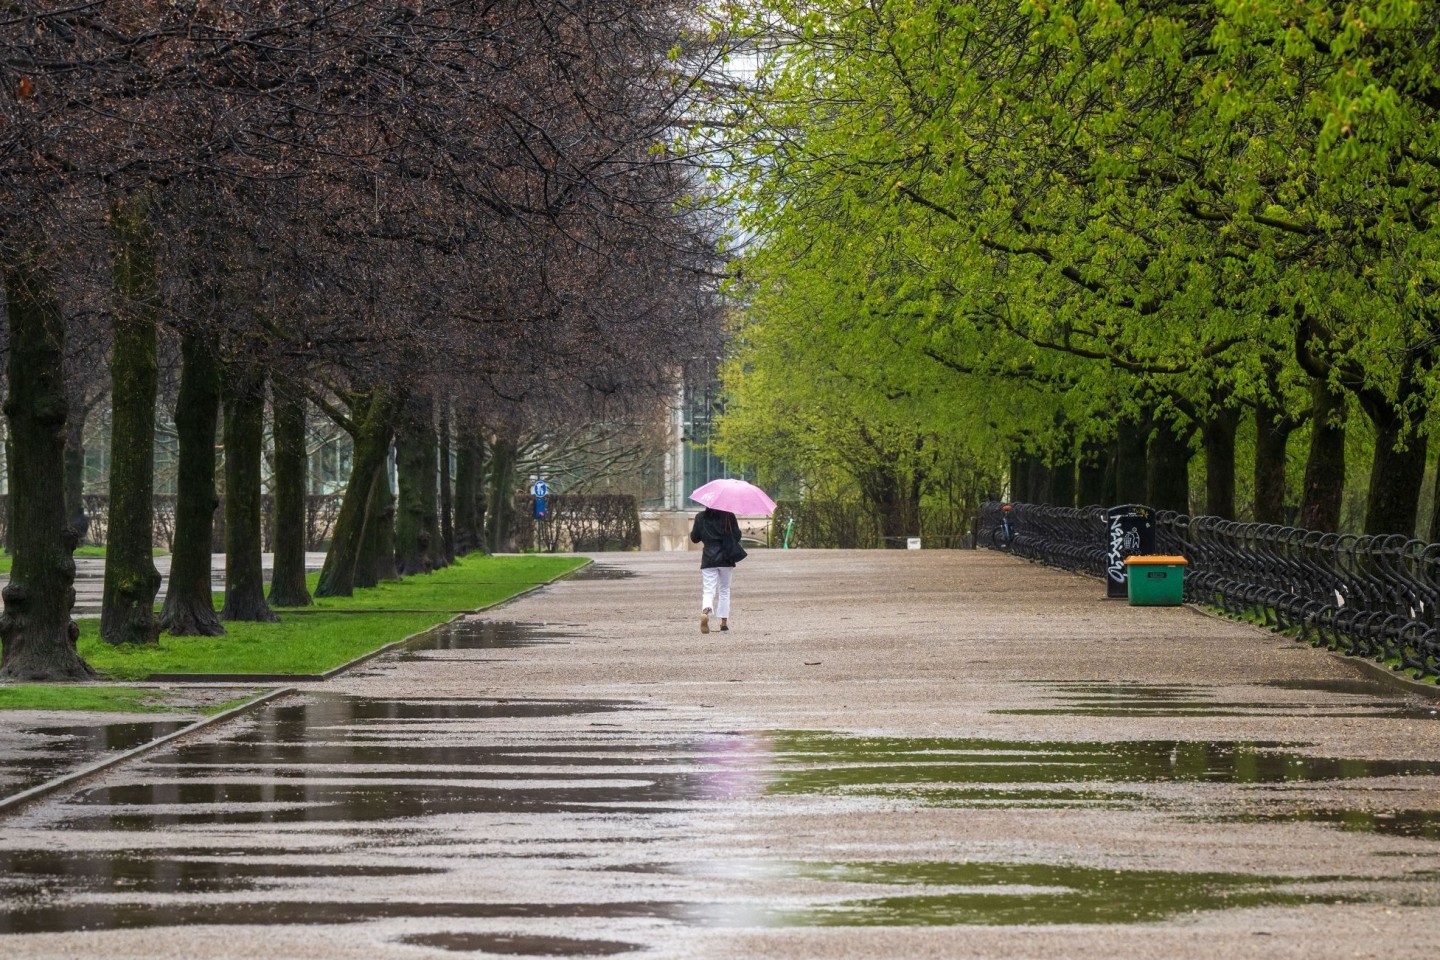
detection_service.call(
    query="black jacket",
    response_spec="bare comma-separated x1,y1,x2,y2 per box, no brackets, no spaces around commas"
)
690,508,741,569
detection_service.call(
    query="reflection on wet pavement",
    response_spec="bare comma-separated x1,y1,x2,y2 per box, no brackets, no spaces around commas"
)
652,859,1399,926
1218,808,1440,841
397,932,641,955
4,691,1440,937
766,731,1440,794
0,718,191,797
5,620,1440,944
568,565,637,581
404,620,573,656
996,680,1440,719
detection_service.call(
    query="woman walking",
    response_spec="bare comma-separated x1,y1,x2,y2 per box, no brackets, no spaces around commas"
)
690,506,743,633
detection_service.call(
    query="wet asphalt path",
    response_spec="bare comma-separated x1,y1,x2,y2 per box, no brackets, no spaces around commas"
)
4,550,1440,958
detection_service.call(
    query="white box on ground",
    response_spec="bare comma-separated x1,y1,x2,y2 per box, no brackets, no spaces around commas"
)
906,537,921,550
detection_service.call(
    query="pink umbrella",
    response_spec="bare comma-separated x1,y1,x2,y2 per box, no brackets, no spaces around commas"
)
689,478,777,516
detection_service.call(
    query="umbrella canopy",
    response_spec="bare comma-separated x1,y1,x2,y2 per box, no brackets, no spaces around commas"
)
689,478,777,516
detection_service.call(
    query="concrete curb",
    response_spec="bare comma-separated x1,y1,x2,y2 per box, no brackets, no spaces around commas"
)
0,686,295,818
142,558,594,685
1340,654,1440,700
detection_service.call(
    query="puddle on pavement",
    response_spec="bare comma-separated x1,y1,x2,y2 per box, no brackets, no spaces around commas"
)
405,620,573,653
759,859,1406,926
1222,808,1440,841
398,932,640,955
50,695,698,829
1263,678,1406,696
569,565,637,581
995,681,1440,719
764,731,1440,796
0,718,191,797
7,692,1440,937
0,849,443,894
0,899,687,935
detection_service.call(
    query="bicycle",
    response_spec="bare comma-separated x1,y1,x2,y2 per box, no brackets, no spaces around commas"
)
990,504,1016,550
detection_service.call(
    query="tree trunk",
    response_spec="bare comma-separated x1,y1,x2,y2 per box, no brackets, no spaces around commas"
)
360,462,399,586
453,429,482,555
63,394,89,543
159,332,224,636
1299,379,1346,532
220,365,277,622
5,434,15,555
316,388,400,597
1202,406,1240,520
100,194,163,647
423,409,445,571
267,387,312,607
1026,457,1050,506
1077,441,1109,506
0,238,93,679
394,394,433,575
485,437,518,553
475,440,489,554
1008,454,1032,502
1115,418,1149,505
1048,458,1076,509
439,400,454,564
1429,454,1440,543
1146,421,1191,514
1253,403,1293,526
1362,405,1427,537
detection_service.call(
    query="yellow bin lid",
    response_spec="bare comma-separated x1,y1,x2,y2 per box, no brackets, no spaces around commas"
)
1123,555,1188,566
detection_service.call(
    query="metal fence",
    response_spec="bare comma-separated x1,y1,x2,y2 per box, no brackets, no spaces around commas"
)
0,494,345,552
511,494,641,553
979,501,1440,683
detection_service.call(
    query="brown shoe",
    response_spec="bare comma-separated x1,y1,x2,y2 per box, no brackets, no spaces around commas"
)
700,611,710,634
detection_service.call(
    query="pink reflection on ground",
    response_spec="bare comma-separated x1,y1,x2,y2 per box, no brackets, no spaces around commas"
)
697,733,774,801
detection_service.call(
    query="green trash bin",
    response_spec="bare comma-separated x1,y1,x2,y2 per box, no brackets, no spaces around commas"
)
1123,555,1187,606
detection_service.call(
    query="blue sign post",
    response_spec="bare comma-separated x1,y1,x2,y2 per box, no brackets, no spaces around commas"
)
531,480,549,522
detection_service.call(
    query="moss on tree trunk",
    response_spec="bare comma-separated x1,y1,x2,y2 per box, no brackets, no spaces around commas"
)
0,237,93,680
438,402,454,565
395,394,433,575
1026,457,1049,505
1049,458,1076,509
1077,441,1109,507
359,468,398,585
1146,422,1192,514
159,332,225,636
1114,418,1148,505
220,365,277,622
453,430,483,556
1254,403,1293,526
485,437,517,553
1202,407,1240,520
421,410,444,571
1008,454,1033,502
101,194,163,646
1362,405,1426,537
316,388,400,598
267,387,312,607
1299,379,1346,532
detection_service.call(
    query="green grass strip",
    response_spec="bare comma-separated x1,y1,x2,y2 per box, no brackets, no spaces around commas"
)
278,554,590,612
79,553,587,679
0,684,183,713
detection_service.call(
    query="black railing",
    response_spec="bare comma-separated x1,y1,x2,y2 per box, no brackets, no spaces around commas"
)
0,494,345,552
979,501,1440,683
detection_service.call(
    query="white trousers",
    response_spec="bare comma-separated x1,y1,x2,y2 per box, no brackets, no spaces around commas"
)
701,567,733,618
